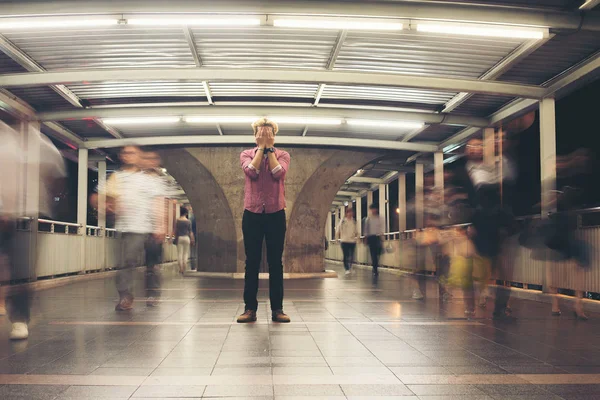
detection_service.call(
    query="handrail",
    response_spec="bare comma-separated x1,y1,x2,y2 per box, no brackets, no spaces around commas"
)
38,218,81,228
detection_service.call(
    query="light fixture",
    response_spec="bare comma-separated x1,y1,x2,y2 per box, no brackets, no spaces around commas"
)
396,208,400,214
347,119,424,130
0,17,119,30
127,17,261,26
185,116,258,124
268,117,342,125
102,117,180,125
416,22,546,40
273,17,403,31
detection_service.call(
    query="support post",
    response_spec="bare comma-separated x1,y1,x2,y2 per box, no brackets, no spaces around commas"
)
415,163,424,229
367,191,373,206
379,183,387,233
326,211,332,242
540,98,557,218
24,122,40,281
434,152,444,215
398,173,407,232
97,159,107,270
484,127,496,166
355,196,362,236
77,148,88,273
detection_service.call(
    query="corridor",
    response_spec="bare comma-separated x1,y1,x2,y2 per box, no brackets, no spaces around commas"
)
0,263,599,399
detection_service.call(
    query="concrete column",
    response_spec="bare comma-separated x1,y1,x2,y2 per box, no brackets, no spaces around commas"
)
379,183,387,233
24,122,41,281
398,173,407,232
367,191,373,207
540,98,557,217
97,160,106,230
484,127,496,167
97,160,107,270
355,196,362,236
167,199,174,237
326,211,332,241
434,152,444,202
77,148,88,273
415,163,424,229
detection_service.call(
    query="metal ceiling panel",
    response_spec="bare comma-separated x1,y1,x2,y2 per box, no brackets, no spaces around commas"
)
67,81,208,99
335,30,524,78
59,119,113,139
450,94,516,117
307,124,417,141
499,31,600,85
411,124,464,143
321,84,456,106
3,26,196,70
110,123,219,138
209,82,318,98
8,86,74,111
192,27,338,69
0,51,27,74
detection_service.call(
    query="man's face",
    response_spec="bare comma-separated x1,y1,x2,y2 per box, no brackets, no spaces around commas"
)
255,125,274,143
345,210,353,219
370,208,378,216
142,151,161,170
120,146,140,167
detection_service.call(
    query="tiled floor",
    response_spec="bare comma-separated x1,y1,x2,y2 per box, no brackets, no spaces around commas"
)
0,262,600,399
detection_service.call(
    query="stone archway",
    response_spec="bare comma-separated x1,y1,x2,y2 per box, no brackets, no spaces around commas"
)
160,148,237,272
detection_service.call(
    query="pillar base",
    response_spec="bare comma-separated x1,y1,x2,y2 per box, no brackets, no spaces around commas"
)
185,271,338,279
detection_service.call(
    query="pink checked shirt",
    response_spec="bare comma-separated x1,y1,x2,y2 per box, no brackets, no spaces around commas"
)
241,147,290,214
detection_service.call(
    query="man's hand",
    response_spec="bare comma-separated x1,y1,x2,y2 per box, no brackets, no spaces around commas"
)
255,128,267,148
265,129,275,148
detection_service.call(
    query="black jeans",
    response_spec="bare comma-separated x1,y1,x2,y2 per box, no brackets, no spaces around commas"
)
145,237,162,298
341,242,356,271
366,236,381,274
1,220,30,323
242,209,286,311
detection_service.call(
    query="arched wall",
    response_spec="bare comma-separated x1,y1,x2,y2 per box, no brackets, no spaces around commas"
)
162,146,386,273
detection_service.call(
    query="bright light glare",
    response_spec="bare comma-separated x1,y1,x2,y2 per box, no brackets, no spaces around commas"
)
128,18,261,26
273,18,403,31
185,116,258,124
347,119,424,130
0,18,119,30
103,117,180,125
417,23,545,39
268,117,342,125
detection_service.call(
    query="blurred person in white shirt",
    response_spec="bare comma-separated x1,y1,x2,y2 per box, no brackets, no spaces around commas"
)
336,208,359,275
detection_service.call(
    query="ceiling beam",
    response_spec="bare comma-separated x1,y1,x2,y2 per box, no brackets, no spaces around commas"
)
42,122,85,148
0,88,35,120
542,51,600,98
580,0,600,11
337,191,360,197
82,135,438,152
442,36,552,113
347,177,385,184
0,68,547,99
0,0,598,31
37,105,490,127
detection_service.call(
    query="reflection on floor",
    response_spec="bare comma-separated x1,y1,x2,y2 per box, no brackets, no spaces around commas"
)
0,262,599,399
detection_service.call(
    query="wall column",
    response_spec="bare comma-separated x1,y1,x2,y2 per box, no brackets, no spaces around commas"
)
24,122,41,281
326,211,332,242
379,183,387,233
77,148,88,272
540,98,557,218
355,196,362,236
415,163,424,229
97,159,107,270
367,190,373,207
398,173,407,232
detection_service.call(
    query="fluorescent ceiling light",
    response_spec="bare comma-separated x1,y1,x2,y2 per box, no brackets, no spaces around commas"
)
0,17,119,30
268,117,342,125
127,17,261,26
417,23,545,39
103,117,180,125
185,116,258,124
347,119,424,130
273,17,403,31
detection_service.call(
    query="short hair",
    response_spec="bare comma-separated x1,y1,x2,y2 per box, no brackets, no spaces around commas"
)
369,204,378,210
180,206,189,217
252,117,279,136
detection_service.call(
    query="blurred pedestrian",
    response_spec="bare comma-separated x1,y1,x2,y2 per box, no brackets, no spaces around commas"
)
0,122,65,339
175,206,194,274
363,204,384,276
336,208,358,275
99,145,165,311
237,118,291,324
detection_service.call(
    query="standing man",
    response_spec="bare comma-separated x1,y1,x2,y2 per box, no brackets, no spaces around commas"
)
237,118,291,323
336,208,358,275
98,145,165,311
363,204,384,276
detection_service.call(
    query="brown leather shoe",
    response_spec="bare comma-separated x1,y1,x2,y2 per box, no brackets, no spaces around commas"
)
237,310,257,323
272,310,291,323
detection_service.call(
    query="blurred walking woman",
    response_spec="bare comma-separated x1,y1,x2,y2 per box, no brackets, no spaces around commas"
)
175,207,194,274
337,208,358,275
